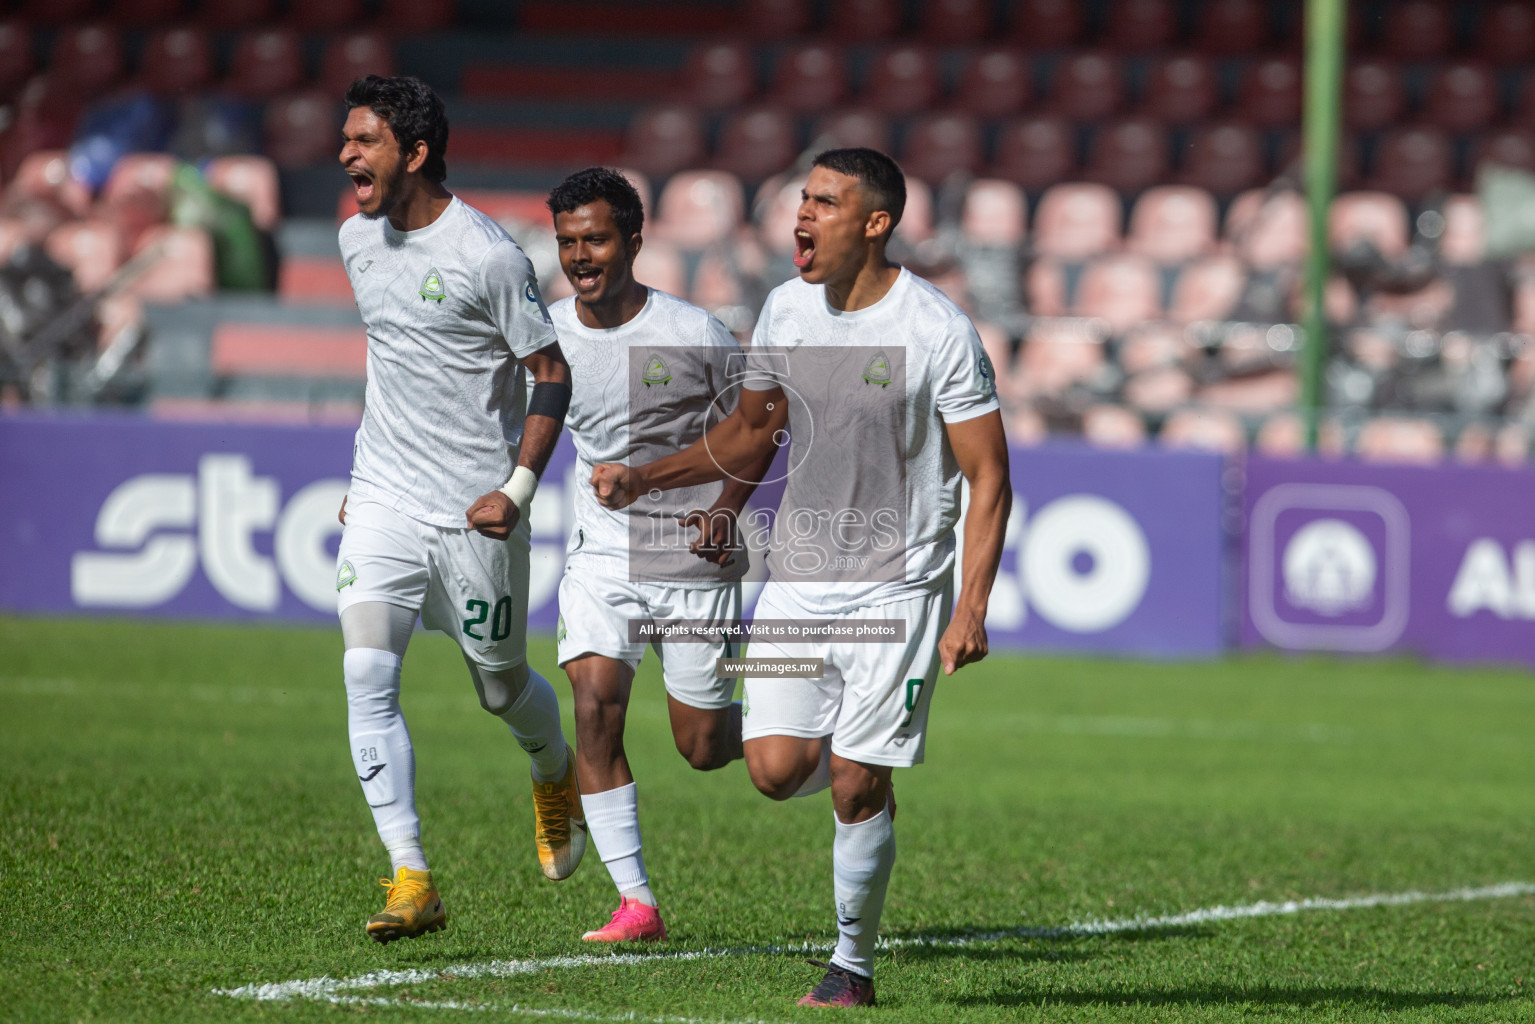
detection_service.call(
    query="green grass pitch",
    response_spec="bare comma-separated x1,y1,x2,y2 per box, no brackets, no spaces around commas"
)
5,614,1535,1022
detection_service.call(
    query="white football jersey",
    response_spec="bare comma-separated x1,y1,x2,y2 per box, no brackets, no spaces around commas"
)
341,197,557,527
746,268,999,614
552,288,747,585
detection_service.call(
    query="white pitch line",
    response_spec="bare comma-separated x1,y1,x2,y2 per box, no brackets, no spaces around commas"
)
214,880,1535,1008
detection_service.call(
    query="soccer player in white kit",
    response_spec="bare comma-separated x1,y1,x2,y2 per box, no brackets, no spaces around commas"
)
545,168,769,942
592,149,1012,1005
333,76,585,944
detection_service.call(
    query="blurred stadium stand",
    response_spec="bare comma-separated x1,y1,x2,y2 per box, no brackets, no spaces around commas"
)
1,0,1534,466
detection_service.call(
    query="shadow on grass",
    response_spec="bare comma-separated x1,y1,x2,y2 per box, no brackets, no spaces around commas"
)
947,984,1520,1011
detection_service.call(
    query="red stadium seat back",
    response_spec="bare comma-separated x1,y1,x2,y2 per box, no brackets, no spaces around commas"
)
50,25,124,95
1017,319,1105,397
1127,185,1217,264
1226,188,1308,268
22,0,94,26
919,0,994,44
102,153,178,208
1237,56,1300,129
953,48,1032,119
1511,74,1535,125
129,224,215,301
900,113,983,185
1378,0,1452,61
1274,129,1362,189
6,150,90,215
228,29,306,100
1034,182,1122,260
991,115,1076,194
861,45,939,116
678,41,757,111
1368,126,1453,201
1441,194,1485,266
1471,128,1535,176
1195,0,1271,54
712,106,797,183
1168,253,1245,322
1178,121,1264,198
1477,1,1535,63
376,0,456,33
1160,407,1246,454
1075,253,1162,332
1330,191,1411,257
632,237,687,296
141,28,213,97
200,0,275,30
1083,118,1169,196
961,178,1027,247
811,108,892,153
1047,51,1123,121
1008,0,1082,48
113,0,184,25
1355,416,1444,464
1103,0,1178,52
753,173,804,257
1082,404,1148,448
768,43,849,112
0,22,35,99
320,34,396,100
45,218,126,293
652,169,746,249
1344,60,1404,131
745,0,814,39
1422,62,1499,133
1256,412,1346,458
622,106,707,179
205,155,281,232
288,0,366,33
1140,54,1218,124
263,90,342,169
827,0,903,41
895,177,935,244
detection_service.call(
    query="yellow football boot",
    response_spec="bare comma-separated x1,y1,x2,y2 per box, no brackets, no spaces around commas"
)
531,744,587,880
366,866,446,944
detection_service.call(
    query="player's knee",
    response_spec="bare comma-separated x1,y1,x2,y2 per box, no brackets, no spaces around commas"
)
572,686,625,738
472,662,527,716
675,730,728,772
343,647,400,715
745,749,812,800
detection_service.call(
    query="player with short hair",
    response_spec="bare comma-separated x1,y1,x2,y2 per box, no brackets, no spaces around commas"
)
592,148,1012,1005
546,166,769,942
334,74,585,944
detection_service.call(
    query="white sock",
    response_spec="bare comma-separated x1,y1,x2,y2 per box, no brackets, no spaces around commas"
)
582,782,656,906
499,668,568,782
829,806,895,979
344,648,428,873
792,740,833,798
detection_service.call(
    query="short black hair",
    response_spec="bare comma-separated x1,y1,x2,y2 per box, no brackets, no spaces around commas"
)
546,167,644,240
812,147,906,233
344,75,449,184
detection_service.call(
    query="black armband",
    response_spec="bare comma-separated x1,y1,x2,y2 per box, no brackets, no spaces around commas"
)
528,381,572,421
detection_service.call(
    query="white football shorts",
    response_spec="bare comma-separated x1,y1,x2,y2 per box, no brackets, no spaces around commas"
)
556,571,741,710
335,497,530,670
741,579,953,768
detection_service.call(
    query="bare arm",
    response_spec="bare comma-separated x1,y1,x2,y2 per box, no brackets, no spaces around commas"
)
938,409,1012,675
682,430,779,566
467,341,571,539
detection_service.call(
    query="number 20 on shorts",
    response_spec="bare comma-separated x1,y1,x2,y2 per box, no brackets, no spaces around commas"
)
463,597,513,641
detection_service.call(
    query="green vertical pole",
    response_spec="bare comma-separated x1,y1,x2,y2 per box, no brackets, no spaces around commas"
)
1302,0,1345,452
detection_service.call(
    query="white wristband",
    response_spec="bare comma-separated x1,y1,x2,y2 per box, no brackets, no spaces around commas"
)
498,466,538,517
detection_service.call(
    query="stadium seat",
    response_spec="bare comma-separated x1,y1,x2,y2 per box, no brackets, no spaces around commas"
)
622,106,706,178
263,90,341,168
1496,422,1531,465
226,29,305,99
1344,60,1404,131
1167,253,1245,322
7,150,91,216
128,224,215,301
320,34,396,101
1197,370,1297,414
1355,416,1445,464
278,256,352,303
1438,194,1484,265
1254,412,1345,457
21,0,94,26
919,0,994,43
1422,62,1499,133
1047,52,1123,121
961,179,1027,247
1329,191,1411,258
745,0,814,38
205,155,281,231
1033,182,1121,259
678,41,756,110
810,108,892,153
1236,56,1300,129
375,0,456,34
1007,0,1082,47
1368,126,1453,200
1226,188,1307,268
0,80,84,180
712,106,797,183
45,219,126,293
140,28,213,97
199,0,274,29
0,22,34,99
0,219,28,262
1119,323,1192,375
827,0,903,40
50,25,124,95
895,177,935,244
1124,365,1197,414
990,115,1077,194
1082,404,1147,448
111,0,184,24
1379,0,1452,60
861,45,939,115
652,170,746,249
1127,185,1217,263
768,43,849,112
632,236,687,296
900,113,983,185
1194,0,1271,53
1159,407,1246,453
1476,1,1535,63
1178,122,1265,198
1075,253,1162,332
751,173,804,258
952,48,1032,119
287,0,365,32
100,153,176,220
1103,0,1178,51
1083,118,1169,195
1471,128,1535,176
1016,319,1105,398
1139,54,1219,124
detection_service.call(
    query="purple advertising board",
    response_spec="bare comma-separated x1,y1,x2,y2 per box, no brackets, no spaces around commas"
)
1242,455,1535,667
0,415,1227,659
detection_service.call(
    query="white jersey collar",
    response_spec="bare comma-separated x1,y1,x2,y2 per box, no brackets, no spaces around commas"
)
383,194,460,244
817,265,909,321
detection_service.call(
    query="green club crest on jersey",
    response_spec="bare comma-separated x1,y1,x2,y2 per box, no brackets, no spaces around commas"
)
642,354,671,386
862,349,892,387
978,351,996,397
556,615,567,642
419,267,446,302
336,560,357,590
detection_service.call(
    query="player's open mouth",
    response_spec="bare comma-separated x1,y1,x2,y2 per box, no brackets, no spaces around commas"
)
571,266,602,291
350,171,376,205
793,229,815,269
